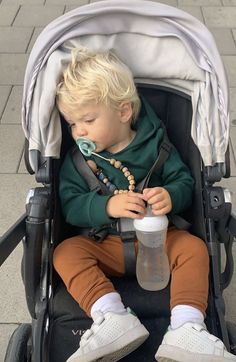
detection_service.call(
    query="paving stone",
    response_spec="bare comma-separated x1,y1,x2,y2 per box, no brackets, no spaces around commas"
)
178,6,204,22
65,5,80,13
229,125,236,166
218,176,236,214
210,28,236,55
202,7,236,28
13,5,65,27
148,0,178,5
0,324,20,362
1,86,23,124
0,5,19,26
2,0,44,4
0,54,28,85
222,56,236,87
0,86,11,119
0,244,30,323
0,125,24,173
230,88,236,113
18,151,28,174
178,0,221,5
27,27,43,53
0,27,33,54
231,111,236,127
222,0,236,5
46,0,88,4
232,29,236,44
0,173,37,233
219,123,236,177
229,139,236,177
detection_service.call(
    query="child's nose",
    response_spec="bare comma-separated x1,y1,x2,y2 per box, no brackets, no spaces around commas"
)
74,125,88,138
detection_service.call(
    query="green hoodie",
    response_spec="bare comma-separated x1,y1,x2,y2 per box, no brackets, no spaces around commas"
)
59,97,194,230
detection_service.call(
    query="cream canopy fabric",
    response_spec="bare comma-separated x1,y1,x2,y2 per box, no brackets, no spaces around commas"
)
22,0,230,167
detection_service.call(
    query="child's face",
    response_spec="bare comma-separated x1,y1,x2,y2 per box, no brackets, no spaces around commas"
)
65,102,132,153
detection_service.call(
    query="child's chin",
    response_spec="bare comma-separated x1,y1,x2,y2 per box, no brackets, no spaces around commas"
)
95,146,104,153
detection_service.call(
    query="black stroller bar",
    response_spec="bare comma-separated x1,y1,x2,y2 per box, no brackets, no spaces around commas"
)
0,213,26,267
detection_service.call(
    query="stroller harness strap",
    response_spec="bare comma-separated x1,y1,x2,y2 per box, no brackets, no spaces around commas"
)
71,131,173,242
136,132,172,192
71,146,110,196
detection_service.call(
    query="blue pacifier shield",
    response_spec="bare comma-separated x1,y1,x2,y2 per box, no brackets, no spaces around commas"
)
76,138,96,157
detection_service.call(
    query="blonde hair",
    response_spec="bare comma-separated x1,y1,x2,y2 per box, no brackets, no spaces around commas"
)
56,47,141,122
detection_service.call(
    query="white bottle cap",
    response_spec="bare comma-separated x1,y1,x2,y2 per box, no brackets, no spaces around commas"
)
133,208,168,232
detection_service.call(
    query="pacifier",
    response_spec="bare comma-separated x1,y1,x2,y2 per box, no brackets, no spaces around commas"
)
76,138,96,157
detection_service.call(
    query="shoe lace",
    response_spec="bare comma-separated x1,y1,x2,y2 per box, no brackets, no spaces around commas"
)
80,311,105,343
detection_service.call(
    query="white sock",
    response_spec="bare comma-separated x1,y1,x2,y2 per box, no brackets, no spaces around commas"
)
90,292,126,317
171,305,204,329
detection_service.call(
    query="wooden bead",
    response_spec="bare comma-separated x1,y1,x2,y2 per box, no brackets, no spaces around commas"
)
110,159,116,165
123,190,128,193
98,157,137,195
114,160,122,168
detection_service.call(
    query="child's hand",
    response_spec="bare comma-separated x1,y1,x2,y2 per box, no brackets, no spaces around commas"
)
106,192,146,219
143,187,172,215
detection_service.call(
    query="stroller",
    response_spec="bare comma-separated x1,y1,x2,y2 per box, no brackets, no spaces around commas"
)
1,1,236,361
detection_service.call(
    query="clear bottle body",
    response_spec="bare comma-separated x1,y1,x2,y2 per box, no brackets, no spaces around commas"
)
135,227,170,291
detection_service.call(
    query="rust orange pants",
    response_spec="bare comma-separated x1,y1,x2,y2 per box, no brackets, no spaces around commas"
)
53,228,209,316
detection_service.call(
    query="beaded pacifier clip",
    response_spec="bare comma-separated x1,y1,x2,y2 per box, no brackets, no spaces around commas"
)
76,138,136,194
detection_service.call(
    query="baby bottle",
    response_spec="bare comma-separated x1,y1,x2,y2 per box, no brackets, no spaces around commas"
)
133,207,170,291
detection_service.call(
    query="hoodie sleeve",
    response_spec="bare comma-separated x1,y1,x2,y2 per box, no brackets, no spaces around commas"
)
161,144,194,215
59,152,114,228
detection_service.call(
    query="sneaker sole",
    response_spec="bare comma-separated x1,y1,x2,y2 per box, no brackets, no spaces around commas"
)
156,345,236,362
72,324,149,362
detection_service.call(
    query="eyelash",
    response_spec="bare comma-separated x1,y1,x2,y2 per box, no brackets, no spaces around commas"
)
85,119,95,123
67,119,95,132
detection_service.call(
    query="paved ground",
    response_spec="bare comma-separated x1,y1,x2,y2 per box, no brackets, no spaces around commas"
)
0,0,236,360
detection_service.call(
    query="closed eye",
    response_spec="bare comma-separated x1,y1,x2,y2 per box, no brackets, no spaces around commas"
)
85,119,95,124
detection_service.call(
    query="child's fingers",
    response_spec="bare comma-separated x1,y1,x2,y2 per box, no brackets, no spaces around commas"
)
151,206,170,216
146,193,165,205
143,187,162,199
128,192,146,204
151,199,169,211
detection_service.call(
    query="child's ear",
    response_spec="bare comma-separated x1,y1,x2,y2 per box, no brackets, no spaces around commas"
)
120,102,133,123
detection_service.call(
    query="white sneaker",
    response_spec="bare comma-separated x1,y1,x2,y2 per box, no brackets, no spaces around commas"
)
67,308,149,362
155,322,236,362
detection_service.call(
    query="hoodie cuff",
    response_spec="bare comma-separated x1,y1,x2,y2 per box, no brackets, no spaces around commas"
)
88,193,114,226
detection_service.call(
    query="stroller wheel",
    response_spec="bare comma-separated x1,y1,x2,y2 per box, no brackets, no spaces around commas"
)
4,323,32,362
227,321,236,355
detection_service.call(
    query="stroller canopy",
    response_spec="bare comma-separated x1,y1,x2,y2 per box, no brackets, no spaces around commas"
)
22,0,229,167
